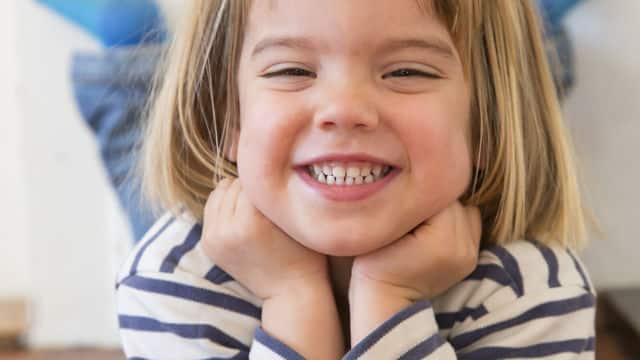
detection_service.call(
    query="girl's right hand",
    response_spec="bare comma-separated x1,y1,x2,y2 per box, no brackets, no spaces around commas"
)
200,178,329,300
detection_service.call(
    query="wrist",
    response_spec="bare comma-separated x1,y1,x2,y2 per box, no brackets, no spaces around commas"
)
348,273,415,346
262,277,345,358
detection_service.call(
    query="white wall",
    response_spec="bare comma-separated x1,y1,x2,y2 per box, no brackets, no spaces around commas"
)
0,0,30,299
0,0,187,349
564,0,640,288
12,1,125,348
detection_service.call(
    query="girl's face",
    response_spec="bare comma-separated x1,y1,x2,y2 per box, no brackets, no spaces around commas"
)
234,0,473,256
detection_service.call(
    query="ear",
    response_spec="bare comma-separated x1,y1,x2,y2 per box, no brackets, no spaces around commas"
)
224,128,240,163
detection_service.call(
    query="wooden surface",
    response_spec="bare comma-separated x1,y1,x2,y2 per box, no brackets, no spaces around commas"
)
0,349,124,360
0,298,27,339
603,288,640,335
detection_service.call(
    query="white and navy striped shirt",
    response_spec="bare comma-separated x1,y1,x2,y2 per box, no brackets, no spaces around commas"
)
116,213,596,359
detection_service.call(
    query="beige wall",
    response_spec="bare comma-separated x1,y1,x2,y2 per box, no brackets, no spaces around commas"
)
564,0,640,288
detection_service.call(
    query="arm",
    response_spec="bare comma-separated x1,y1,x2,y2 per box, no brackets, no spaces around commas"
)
346,280,595,359
345,239,596,359
257,276,344,359
201,179,344,359
116,214,343,359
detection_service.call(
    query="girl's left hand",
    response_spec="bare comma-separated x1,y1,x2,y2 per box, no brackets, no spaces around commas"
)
350,201,482,302
348,201,482,344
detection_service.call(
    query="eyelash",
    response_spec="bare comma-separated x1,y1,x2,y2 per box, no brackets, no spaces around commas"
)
382,69,441,79
262,68,316,78
262,67,441,79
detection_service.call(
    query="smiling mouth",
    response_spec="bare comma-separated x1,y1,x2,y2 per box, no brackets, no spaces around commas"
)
306,161,394,186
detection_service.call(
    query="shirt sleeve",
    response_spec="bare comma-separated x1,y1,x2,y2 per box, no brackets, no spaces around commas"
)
343,285,595,359
118,270,310,360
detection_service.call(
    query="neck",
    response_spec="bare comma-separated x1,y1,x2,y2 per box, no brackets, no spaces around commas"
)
329,256,354,345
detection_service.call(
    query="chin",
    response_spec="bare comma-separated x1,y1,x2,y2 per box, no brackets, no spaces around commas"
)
296,230,396,257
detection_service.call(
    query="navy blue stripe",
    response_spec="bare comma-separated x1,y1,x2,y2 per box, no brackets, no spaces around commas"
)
487,247,524,296
205,265,235,284
254,327,305,360
120,275,261,319
532,243,561,288
159,224,202,273
436,305,488,329
450,292,595,350
398,333,445,360
119,315,249,352
129,217,175,277
466,263,519,296
345,300,432,360
568,250,591,293
459,337,595,359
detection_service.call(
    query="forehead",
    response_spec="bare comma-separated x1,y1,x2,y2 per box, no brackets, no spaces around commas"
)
244,0,451,53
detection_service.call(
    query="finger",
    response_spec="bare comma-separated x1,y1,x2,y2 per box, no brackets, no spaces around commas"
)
220,178,242,218
464,206,482,250
204,177,233,218
411,200,460,239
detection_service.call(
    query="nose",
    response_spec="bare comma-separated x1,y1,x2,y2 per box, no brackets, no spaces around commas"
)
312,82,379,132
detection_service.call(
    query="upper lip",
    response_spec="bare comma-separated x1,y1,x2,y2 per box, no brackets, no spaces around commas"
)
294,153,400,168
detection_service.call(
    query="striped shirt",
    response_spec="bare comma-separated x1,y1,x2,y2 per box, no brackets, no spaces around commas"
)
116,213,596,359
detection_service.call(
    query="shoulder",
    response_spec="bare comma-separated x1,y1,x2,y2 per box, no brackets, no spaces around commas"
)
478,239,594,297
432,239,595,333
116,211,261,306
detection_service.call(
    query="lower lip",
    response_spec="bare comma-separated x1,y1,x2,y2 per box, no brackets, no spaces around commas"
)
296,167,399,202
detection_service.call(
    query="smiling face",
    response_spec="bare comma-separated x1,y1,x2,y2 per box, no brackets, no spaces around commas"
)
233,0,473,256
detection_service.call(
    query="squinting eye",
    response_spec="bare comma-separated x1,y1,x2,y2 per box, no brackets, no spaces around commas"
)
382,69,441,79
262,68,316,78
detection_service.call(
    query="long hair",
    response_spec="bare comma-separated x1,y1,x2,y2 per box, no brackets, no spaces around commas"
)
141,0,591,249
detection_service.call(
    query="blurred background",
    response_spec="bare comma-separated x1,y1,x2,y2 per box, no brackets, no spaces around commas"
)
0,0,638,358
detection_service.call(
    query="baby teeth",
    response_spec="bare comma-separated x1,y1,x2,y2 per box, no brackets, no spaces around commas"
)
347,166,360,177
307,161,392,187
332,166,346,178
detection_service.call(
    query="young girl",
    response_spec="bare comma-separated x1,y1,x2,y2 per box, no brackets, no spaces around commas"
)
116,0,596,358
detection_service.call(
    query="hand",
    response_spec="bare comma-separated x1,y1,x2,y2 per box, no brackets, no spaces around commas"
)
350,201,482,302
200,178,329,300
348,201,481,345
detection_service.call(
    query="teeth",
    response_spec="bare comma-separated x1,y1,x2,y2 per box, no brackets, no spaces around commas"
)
308,161,392,187
332,166,346,178
361,164,371,176
346,166,360,177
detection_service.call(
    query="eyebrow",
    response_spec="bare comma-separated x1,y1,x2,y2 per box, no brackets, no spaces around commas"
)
379,38,455,59
251,36,318,58
251,36,456,59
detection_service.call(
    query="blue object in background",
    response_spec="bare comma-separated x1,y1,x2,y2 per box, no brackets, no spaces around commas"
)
538,0,583,31
537,0,583,96
72,47,162,241
37,0,166,47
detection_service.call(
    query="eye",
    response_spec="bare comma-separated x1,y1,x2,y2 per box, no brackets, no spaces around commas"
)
261,68,316,78
382,68,442,79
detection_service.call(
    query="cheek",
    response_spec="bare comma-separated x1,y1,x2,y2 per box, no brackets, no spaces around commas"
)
399,102,473,198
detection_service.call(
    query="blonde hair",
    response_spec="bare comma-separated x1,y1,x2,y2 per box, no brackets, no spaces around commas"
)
141,0,591,249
